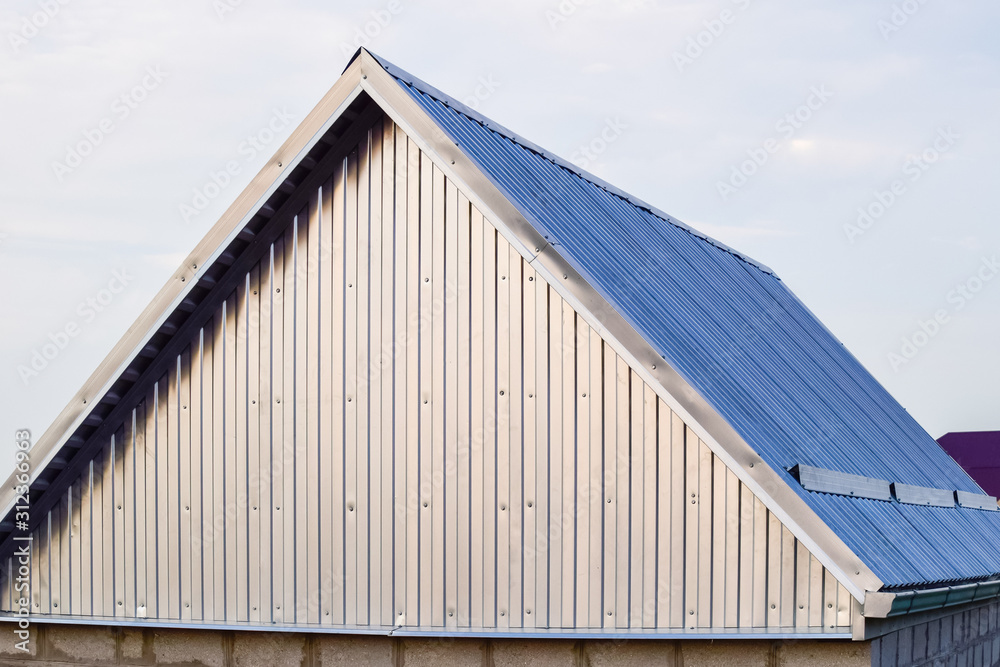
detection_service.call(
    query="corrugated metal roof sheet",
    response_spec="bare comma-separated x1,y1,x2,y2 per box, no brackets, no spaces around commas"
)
372,53,1000,589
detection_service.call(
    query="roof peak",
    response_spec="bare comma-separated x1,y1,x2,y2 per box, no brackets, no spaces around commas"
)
359,48,776,277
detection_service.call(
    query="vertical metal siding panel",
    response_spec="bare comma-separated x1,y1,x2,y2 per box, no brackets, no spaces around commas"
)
235,274,250,623
711,451,726,629
190,333,204,621
113,426,126,615
354,142,371,626
724,469,740,628
683,426,698,627
534,271,549,628
165,361,180,619
507,243,524,629
417,149,433,626
31,522,42,614
179,348,192,621
574,322,590,628
809,553,823,627
430,161,446,628
330,162,347,626
81,444,94,616
779,525,795,627
260,250,275,623
103,433,117,616
547,291,563,629
751,496,770,628
696,440,712,628
443,178,461,628
391,128,408,626
837,582,852,628
247,266,262,624
403,138,420,626
765,511,781,627
823,569,838,629
655,401,671,628
225,290,240,621
200,323,215,621
281,223,298,623
638,383,657,628
738,484,753,628
628,370,642,628
641,385,656,629
456,191,472,628
795,540,809,627
669,412,684,628
482,220,498,628
614,357,629,629
156,376,170,618
601,342,616,627
211,311,227,620
521,261,537,629
71,477,83,616
306,192,322,625
269,235,286,624
587,328,603,628
123,413,136,617
148,377,165,616
345,149,361,625
57,492,69,615
763,503,778,628
379,120,396,629
369,122,386,627
496,229,511,629
39,515,50,614
318,179,334,625
560,299,575,627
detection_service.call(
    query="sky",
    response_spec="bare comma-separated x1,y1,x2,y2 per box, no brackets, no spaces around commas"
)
0,0,998,471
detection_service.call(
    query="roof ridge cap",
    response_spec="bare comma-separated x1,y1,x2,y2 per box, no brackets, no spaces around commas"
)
362,49,777,277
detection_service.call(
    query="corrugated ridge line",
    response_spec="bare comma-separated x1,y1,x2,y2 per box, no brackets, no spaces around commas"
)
369,60,774,275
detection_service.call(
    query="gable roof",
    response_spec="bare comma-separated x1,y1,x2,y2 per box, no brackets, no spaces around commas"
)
361,51,1000,590
2,49,998,624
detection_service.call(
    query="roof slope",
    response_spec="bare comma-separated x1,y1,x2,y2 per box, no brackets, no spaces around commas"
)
370,53,1000,589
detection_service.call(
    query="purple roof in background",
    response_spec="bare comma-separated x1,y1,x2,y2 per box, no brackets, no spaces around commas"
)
938,432,1000,497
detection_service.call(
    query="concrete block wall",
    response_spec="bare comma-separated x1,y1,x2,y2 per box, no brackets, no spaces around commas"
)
0,624,872,667
871,599,1000,667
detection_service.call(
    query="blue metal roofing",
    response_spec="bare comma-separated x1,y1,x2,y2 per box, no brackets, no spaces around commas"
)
370,53,1000,589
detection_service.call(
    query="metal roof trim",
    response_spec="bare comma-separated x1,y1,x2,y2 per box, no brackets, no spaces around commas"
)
0,614,852,639
358,49,776,276
955,490,999,511
791,464,892,502
891,483,955,508
864,578,1000,618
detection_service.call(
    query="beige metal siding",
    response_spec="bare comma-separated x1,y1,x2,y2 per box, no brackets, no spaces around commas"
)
1,115,853,633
